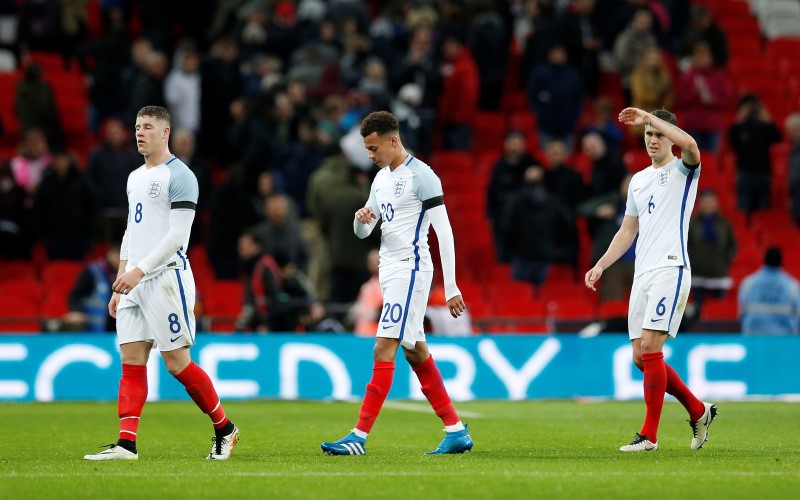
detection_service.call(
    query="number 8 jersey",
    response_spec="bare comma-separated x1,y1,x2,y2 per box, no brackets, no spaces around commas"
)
125,156,199,278
364,155,445,272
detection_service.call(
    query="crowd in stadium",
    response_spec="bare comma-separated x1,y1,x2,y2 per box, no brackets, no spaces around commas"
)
0,0,799,335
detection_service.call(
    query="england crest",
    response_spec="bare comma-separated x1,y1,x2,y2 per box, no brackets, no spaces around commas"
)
393,180,406,198
657,170,669,186
147,181,162,198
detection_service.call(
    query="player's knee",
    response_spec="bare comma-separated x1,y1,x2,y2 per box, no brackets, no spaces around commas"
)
632,354,644,372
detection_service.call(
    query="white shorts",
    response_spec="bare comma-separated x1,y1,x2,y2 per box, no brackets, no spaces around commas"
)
117,267,197,351
628,266,691,340
377,267,433,349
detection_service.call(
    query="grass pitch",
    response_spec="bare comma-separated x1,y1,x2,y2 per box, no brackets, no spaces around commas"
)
1,400,798,499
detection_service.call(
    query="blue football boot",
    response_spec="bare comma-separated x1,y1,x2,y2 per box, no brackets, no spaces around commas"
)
321,431,367,456
425,424,473,455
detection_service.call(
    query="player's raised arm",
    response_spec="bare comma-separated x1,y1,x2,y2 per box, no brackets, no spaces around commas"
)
619,107,701,166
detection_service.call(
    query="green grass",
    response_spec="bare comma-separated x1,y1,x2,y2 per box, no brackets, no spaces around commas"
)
1,400,798,499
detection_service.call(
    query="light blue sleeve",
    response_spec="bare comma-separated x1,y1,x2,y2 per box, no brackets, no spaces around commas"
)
167,161,199,206
624,180,638,217
412,163,444,202
677,159,701,179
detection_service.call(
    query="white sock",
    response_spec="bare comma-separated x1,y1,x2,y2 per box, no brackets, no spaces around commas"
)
353,428,368,439
445,422,465,433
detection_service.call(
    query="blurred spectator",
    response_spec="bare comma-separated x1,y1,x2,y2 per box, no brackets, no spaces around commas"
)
678,4,728,69
613,8,658,104
739,247,800,335
236,230,324,333
728,94,782,215
390,83,424,155
87,118,141,243
390,26,440,156
17,0,61,52
467,0,509,110
32,151,96,260
487,130,541,263
788,112,800,227
306,145,353,299
11,128,52,196
275,116,326,219
582,131,627,198
687,189,737,313
207,168,260,279
674,41,732,152
253,193,308,272
629,47,673,123
438,29,479,151
200,36,242,162
580,97,624,160
64,246,120,333
544,139,587,210
14,63,64,150
164,43,202,134
0,159,33,259
315,165,378,304
553,0,602,96
75,7,129,130
544,138,584,268
527,43,584,153
226,96,277,191
127,51,168,121
120,37,155,120
577,174,635,301
348,248,382,336
504,166,574,293
515,0,555,90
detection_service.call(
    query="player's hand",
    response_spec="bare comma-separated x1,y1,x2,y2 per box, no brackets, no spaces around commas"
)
447,295,466,318
584,266,604,292
618,107,649,126
112,267,145,295
108,294,120,319
355,207,377,224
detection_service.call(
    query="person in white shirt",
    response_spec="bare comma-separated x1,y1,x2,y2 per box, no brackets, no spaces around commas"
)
321,111,473,456
585,107,717,452
84,106,238,462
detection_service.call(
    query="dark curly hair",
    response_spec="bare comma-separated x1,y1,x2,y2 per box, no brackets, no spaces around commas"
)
651,108,677,126
360,111,399,137
136,105,171,124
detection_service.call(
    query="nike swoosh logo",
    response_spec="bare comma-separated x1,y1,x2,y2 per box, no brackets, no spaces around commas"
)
650,318,662,323
634,188,641,192
382,325,393,330
170,334,184,342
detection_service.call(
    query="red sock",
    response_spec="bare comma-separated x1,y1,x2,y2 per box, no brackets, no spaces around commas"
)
355,361,395,434
640,352,667,442
665,363,705,421
175,362,229,429
412,356,460,426
637,362,705,421
118,364,148,442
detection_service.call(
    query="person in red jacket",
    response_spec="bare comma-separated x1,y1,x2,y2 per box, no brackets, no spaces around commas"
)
437,31,479,151
675,41,732,153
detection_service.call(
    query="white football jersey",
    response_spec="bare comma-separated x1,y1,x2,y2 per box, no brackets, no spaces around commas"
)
625,156,701,278
365,155,444,272
125,156,198,278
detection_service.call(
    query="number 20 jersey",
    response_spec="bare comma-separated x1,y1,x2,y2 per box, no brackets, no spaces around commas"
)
364,155,445,272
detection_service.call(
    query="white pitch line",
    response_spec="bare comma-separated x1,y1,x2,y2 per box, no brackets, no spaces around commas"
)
2,470,798,479
382,400,484,418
